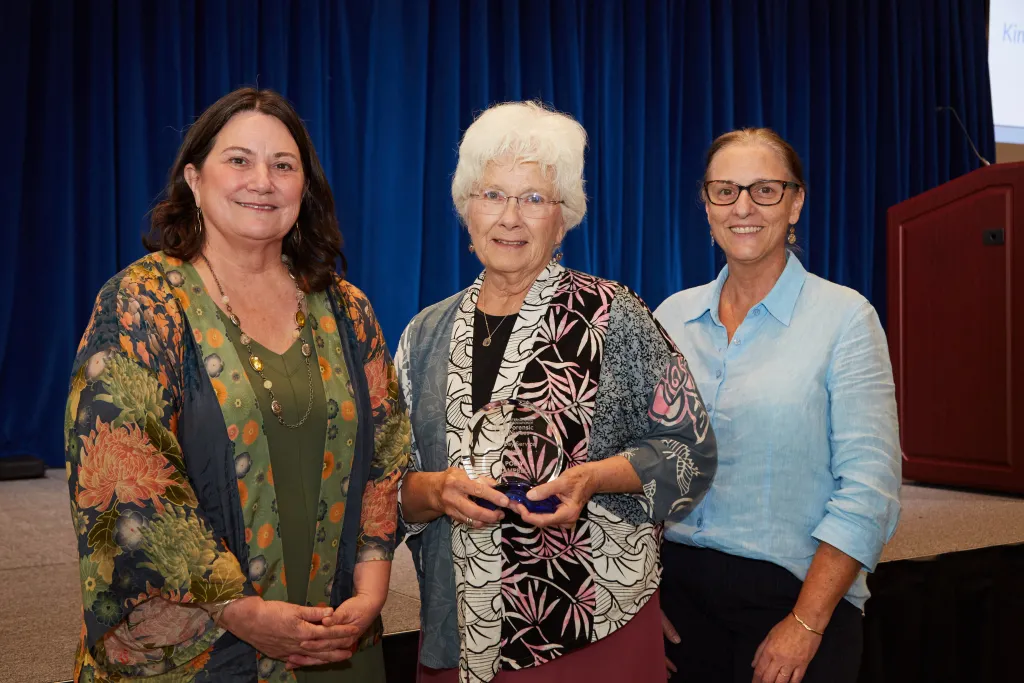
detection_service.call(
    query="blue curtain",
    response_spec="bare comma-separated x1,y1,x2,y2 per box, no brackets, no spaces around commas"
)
1,0,995,467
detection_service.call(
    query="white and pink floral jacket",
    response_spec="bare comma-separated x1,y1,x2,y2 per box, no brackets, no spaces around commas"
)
396,263,718,682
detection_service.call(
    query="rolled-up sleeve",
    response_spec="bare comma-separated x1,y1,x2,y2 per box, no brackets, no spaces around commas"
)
625,352,719,523
349,287,411,563
812,302,901,571
394,326,429,543
598,288,718,524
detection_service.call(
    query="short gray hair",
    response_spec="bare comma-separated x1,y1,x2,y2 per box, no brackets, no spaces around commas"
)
451,101,588,230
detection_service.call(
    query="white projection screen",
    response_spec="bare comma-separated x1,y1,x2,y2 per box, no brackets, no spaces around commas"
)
990,0,1024,144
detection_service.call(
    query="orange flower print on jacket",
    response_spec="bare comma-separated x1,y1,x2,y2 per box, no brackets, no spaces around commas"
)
76,417,178,512
364,355,391,411
358,477,398,541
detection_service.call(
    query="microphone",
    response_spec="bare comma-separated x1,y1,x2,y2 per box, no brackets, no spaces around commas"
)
936,105,991,166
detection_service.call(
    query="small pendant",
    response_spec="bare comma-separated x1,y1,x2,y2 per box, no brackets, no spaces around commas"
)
229,314,240,327
482,337,492,347
301,343,312,357
240,334,251,345
249,355,264,372
271,400,283,416
295,310,306,327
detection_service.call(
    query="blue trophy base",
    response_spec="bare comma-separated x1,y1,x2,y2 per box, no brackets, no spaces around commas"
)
475,479,560,515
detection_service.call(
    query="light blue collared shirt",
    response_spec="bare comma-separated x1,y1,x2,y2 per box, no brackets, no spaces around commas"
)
654,254,901,609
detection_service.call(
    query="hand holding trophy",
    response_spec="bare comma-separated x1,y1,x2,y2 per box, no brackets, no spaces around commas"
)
460,398,566,515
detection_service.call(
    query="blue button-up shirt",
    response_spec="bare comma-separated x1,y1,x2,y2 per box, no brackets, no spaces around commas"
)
654,255,901,609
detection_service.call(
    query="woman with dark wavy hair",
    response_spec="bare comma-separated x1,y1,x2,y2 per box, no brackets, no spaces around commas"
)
65,87,409,683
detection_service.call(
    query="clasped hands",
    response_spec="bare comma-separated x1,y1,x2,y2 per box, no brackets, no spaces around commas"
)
433,465,596,530
220,593,383,670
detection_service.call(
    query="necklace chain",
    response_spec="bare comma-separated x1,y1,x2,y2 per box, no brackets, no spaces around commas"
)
200,254,315,429
479,310,512,348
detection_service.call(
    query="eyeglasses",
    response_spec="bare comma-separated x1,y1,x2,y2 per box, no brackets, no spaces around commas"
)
470,189,564,218
703,180,802,206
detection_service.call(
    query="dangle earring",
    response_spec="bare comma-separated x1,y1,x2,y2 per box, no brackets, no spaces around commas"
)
195,207,204,238
290,222,302,246
710,230,715,247
787,224,797,245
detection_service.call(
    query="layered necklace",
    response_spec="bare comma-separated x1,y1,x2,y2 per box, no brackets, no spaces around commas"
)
200,254,314,429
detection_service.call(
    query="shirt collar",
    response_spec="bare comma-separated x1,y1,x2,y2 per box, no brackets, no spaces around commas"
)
684,253,808,327
684,265,730,325
761,253,807,326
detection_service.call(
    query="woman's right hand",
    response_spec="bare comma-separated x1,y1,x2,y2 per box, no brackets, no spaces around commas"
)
219,597,361,663
432,467,509,529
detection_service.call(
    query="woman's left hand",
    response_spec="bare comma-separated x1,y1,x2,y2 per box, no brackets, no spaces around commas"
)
750,614,823,683
511,464,597,528
287,594,383,669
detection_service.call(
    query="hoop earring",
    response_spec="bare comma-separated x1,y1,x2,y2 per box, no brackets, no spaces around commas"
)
195,207,204,238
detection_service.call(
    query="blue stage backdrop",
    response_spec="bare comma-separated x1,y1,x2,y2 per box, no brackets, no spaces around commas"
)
2,0,995,467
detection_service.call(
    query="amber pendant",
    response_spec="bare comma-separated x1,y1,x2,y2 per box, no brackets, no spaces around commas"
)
249,355,264,372
295,310,306,327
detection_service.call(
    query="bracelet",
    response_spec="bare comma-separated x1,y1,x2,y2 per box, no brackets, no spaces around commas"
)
199,598,240,625
791,610,825,636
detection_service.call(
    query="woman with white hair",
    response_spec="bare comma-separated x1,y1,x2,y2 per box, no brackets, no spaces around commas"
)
394,101,718,683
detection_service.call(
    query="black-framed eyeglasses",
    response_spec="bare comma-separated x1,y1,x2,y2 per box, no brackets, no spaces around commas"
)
470,189,564,218
703,180,802,206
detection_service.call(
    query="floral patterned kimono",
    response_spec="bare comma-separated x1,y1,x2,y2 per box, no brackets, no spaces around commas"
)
396,263,718,683
65,253,409,682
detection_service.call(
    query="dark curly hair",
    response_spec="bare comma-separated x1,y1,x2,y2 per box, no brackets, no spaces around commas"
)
145,87,345,292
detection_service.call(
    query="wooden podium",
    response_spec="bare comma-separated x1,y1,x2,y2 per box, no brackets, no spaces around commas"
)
887,162,1024,495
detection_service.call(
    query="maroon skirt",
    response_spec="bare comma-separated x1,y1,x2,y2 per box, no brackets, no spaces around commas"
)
417,590,666,683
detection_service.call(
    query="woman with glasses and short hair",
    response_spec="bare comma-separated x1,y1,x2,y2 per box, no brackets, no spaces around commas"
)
654,128,901,683
395,101,718,683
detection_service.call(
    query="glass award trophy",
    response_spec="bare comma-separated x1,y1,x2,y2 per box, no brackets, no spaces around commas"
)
460,398,565,514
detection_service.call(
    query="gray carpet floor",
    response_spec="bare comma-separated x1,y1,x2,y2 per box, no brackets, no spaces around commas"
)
0,471,421,683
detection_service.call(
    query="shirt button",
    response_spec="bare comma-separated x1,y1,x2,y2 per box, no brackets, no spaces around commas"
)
753,309,761,317
734,339,742,345
715,369,722,378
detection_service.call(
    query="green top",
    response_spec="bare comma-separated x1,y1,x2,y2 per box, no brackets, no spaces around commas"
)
230,313,383,682
230,322,327,608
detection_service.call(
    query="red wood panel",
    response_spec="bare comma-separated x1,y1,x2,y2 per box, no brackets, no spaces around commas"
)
888,162,1024,494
